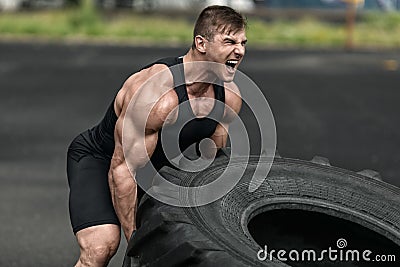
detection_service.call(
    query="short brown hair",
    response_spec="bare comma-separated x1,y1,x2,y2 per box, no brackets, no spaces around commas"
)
192,5,247,49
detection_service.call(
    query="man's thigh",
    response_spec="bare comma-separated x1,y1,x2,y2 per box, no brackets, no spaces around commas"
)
67,153,120,234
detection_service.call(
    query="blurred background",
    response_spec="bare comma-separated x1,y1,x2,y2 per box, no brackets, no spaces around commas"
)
0,1,399,266
0,0,400,49
0,0,399,11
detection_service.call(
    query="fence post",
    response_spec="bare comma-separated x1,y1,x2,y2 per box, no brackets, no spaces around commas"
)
343,0,364,50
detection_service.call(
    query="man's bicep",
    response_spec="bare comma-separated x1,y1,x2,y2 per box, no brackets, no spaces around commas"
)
114,115,158,171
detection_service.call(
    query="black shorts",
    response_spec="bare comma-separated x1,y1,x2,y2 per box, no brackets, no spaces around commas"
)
67,132,120,234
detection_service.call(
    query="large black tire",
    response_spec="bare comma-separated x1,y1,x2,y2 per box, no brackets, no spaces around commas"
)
123,152,400,267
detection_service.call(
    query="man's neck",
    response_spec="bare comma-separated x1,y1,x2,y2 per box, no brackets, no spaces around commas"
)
182,49,216,97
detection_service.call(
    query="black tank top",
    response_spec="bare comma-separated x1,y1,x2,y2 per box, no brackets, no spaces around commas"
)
87,56,225,170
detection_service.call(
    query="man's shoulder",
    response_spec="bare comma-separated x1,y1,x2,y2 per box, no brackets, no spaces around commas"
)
133,62,179,119
122,63,174,98
142,57,181,69
138,62,171,80
116,61,177,119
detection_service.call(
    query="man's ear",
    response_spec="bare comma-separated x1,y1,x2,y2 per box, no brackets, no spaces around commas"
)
194,35,207,54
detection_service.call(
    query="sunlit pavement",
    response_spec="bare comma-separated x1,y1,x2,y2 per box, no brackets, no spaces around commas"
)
0,42,399,266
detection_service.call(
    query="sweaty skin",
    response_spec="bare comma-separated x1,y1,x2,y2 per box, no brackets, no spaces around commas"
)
109,29,246,241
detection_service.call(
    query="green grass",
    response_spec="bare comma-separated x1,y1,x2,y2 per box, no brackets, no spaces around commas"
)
0,4,400,49
246,17,347,48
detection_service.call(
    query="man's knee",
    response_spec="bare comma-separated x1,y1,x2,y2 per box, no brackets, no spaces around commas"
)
81,243,118,265
76,225,120,266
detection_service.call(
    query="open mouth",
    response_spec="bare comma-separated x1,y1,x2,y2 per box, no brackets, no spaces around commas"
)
225,60,238,70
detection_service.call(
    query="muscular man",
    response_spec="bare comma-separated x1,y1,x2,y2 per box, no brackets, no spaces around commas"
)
67,5,247,266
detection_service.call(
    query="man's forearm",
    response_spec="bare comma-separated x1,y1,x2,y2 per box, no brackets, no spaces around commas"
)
109,165,138,241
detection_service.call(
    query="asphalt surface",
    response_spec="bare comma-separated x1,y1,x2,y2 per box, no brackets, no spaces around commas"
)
0,41,399,266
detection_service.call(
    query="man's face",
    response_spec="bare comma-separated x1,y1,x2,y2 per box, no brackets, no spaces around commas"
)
205,29,247,82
